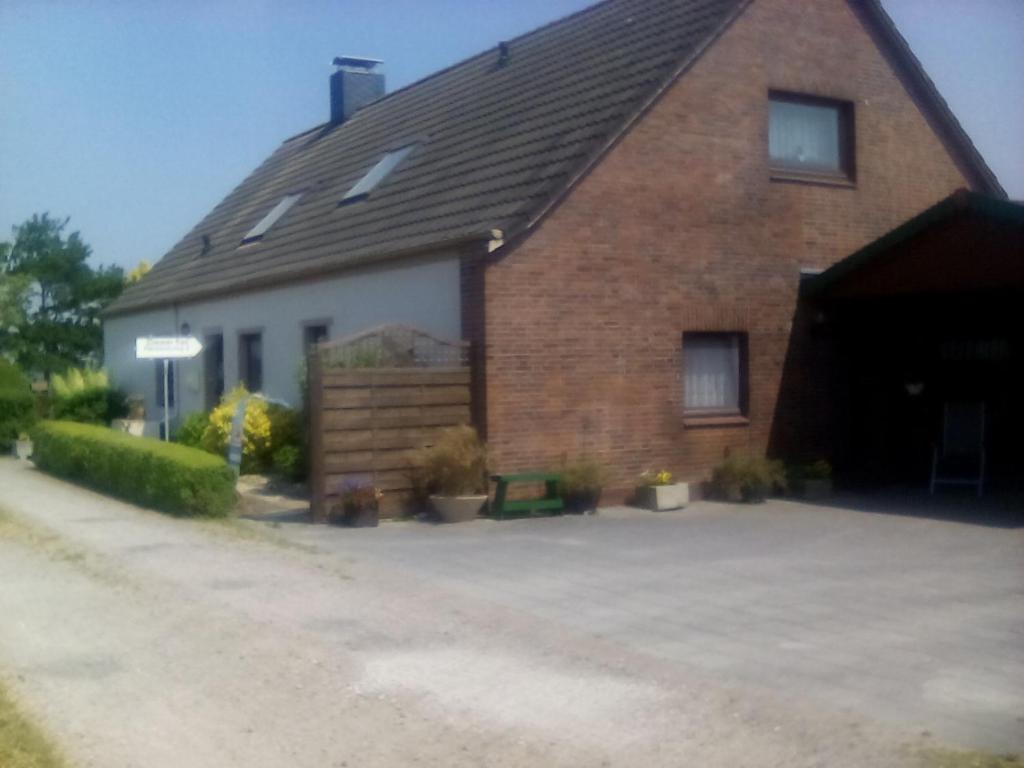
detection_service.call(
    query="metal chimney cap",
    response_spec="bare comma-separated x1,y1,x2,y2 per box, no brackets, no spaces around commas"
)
332,56,383,71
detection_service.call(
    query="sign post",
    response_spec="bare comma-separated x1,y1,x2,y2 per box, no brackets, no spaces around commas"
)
136,336,204,441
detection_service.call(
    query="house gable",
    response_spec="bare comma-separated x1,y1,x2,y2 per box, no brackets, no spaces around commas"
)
478,0,988,488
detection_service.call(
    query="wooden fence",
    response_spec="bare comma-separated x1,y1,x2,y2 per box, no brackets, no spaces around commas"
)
309,362,471,521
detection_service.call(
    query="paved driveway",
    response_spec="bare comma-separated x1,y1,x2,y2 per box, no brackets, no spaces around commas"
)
275,496,1024,752
1,458,1022,767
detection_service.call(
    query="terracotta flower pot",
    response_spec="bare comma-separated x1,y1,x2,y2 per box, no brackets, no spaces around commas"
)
429,494,486,523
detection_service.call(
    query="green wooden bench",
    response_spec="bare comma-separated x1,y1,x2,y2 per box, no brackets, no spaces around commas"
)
490,472,564,520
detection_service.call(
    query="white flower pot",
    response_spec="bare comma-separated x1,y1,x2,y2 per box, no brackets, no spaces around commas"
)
429,494,487,523
638,482,689,511
14,439,32,461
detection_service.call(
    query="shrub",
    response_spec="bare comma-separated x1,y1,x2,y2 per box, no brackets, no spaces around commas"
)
175,410,210,449
272,444,306,482
51,387,129,425
31,420,236,517
49,366,127,425
0,360,35,451
416,425,488,496
710,452,787,503
559,459,606,495
201,386,302,474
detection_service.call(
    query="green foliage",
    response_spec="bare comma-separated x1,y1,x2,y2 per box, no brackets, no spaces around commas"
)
558,459,606,495
31,420,236,517
711,452,787,503
50,387,128,425
272,444,306,483
174,410,210,449
0,213,124,376
0,360,35,450
416,425,488,496
201,387,303,474
126,260,152,284
47,366,126,425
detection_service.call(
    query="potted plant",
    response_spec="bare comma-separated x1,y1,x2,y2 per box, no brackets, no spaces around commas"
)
330,478,382,528
711,452,787,503
559,459,606,514
636,469,689,511
418,425,489,523
792,459,833,500
14,431,32,460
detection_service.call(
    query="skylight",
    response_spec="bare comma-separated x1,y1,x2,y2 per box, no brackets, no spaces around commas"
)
341,145,415,203
241,193,302,244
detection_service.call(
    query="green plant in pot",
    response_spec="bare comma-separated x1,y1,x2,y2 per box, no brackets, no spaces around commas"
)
789,459,833,500
330,477,382,528
711,452,786,503
417,425,488,523
559,459,606,514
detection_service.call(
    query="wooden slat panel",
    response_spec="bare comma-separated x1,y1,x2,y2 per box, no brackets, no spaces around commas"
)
323,388,373,409
325,470,414,494
325,449,420,474
323,404,470,430
371,385,470,407
322,368,469,387
324,427,443,452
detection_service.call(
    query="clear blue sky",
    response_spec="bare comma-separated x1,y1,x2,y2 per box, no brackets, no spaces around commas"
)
1,0,1021,271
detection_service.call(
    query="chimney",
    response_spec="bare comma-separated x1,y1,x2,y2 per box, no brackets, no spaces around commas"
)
330,56,385,124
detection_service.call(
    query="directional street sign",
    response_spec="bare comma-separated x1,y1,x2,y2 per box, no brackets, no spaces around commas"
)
135,336,203,360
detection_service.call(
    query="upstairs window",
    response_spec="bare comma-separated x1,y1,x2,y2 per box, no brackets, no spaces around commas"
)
341,145,415,204
769,93,854,180
241,193,302,244
683,332,748,416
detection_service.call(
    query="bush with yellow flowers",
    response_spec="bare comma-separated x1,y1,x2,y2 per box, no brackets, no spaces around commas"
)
200,386,301,474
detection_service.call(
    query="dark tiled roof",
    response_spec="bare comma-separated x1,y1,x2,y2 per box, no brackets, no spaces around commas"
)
106,0,747,315
107,0,1004,316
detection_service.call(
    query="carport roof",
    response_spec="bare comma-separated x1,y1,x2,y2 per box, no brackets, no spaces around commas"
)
803,190,1024,301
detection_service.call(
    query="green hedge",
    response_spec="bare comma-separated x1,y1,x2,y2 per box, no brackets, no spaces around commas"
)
0,360,35,451
31,421,236,517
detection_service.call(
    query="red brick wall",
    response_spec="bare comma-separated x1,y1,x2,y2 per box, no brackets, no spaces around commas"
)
478,0,975,496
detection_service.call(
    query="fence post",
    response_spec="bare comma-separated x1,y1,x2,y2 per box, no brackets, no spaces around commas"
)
309,346,327,523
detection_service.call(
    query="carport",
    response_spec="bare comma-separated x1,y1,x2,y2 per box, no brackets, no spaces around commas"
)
801,190,1024,493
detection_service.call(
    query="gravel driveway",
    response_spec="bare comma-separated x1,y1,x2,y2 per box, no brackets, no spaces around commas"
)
0,458,1021,767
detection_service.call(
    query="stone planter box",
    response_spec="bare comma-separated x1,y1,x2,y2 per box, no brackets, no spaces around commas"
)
637,482,689,511
14,439,32,461
430,494,487,523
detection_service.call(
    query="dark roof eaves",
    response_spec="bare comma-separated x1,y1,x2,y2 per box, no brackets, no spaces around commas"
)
855,0,1006,199
802,190,1024,298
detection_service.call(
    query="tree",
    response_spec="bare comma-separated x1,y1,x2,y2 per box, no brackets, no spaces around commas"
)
0,214,124,377
127,260,152,284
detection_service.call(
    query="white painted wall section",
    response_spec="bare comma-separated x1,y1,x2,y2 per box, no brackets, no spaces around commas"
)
103,255,462,425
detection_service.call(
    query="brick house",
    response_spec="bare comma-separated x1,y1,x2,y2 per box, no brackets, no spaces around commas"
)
104,0,1015,496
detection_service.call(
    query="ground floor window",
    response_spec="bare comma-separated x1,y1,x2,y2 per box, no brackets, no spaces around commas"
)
204,332,224,408
303,322,329,352
238,331,263,392
683,332,747,416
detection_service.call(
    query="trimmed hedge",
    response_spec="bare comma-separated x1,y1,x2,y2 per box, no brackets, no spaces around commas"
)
31,420,237,517
0,360,35,451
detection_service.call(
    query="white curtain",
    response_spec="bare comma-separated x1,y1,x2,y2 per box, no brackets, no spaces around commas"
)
684,335,740,412
769,100,840,171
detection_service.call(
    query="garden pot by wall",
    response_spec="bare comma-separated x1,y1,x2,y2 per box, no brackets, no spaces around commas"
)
637,483,689,511
430,494,486,523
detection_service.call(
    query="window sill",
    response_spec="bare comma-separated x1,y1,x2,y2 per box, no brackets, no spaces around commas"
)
683,414,750,428
769,169,856,189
